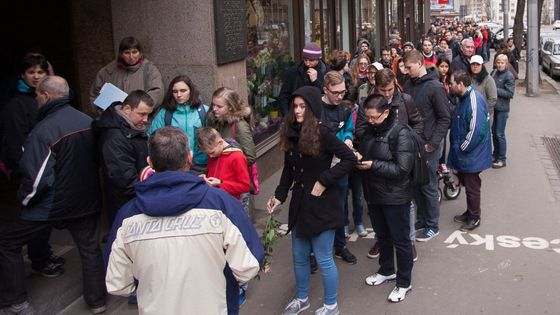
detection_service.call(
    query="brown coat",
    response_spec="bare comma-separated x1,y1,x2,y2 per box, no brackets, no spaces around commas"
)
89,58,164,110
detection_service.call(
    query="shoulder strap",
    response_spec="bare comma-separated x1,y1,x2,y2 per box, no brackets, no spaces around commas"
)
164,109,174,126
232,121,237,138
413,81,429,105
198,105,207,127
142,62,150,91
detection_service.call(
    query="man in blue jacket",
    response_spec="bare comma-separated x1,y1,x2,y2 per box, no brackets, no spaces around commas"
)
448,70,492,231
105,126,264,315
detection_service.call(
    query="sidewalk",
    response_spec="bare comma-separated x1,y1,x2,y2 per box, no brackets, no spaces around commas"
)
19,60,560,314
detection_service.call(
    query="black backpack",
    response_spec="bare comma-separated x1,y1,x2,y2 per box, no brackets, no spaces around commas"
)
388,124,430,187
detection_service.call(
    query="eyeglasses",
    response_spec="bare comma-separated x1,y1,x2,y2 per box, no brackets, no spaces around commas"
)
326,88,347,96
365,111,386,122
359,62,369,66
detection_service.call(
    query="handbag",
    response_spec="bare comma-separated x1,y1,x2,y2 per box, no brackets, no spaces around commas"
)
232,121,260,195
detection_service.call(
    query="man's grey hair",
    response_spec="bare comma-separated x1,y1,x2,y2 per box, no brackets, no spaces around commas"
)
148,127,191,172
38,76,70,98
461,38,474,46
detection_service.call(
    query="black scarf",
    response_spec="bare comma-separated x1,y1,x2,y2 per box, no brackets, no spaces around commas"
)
364,109,397,138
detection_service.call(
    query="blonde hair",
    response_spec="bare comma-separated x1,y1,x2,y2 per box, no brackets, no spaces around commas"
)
495,54,509,63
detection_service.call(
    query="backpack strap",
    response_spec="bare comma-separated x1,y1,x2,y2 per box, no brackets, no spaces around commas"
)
164,109,174,126
198,105,207,127
142,62,150,91
413,81,429,105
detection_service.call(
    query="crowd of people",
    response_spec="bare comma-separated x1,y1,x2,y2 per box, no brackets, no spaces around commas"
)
0,19,518,315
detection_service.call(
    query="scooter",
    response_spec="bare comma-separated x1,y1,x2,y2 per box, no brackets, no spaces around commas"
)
437,169,461,202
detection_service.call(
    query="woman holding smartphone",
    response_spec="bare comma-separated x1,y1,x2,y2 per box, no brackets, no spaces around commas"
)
267,86,356,315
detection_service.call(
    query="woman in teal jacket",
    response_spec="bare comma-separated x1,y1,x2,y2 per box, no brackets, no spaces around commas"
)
148,75,209,173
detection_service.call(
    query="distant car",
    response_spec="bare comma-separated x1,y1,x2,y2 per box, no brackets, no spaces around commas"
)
553,20,560,30
492,27,527,49
541,38,560,79
539,32,560,64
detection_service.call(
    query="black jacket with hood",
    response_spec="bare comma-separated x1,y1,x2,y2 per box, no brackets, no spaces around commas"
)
92,102,148,219
403,68,451,149
277,60,329,116
274,86,356,239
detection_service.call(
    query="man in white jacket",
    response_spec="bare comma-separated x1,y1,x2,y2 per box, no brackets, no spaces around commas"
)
105,126,264,315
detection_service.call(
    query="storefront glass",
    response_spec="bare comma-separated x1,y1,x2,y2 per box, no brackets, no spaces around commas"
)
356,1,378,57
246,0,294,144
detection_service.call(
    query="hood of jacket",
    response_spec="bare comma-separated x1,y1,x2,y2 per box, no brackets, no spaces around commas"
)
411,67,440,85
92,102,147,138
290,86,323,120
133,171,209,217
37,96,71,122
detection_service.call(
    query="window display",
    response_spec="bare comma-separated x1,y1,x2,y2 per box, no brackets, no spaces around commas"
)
246,0,294,144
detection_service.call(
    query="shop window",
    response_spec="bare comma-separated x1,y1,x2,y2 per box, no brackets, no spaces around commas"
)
355,0,378,56
246,0,294,144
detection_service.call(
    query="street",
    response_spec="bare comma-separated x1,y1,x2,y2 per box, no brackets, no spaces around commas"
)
19,59,560,315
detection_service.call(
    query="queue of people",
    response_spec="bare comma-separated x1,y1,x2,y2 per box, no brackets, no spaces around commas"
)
0,20,517,314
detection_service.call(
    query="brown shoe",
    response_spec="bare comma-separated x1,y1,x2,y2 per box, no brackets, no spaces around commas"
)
412,244,418,262
367,242,379,259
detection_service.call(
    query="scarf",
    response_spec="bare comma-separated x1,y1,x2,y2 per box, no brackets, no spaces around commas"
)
114,105,148,132
17,79,32,93
117,56,144,70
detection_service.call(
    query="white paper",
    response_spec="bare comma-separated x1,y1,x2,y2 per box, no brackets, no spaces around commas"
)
94,83,128,110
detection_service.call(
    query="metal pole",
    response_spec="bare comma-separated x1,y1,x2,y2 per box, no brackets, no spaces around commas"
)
527,0,539,96
503,0,509,34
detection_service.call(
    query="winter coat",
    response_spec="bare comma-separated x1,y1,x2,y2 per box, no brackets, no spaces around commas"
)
105,171,264,315
274,87,356,239
358,111,414,205
355,88,425,140
277,60,329,115
17,97,101,221
447,87,492,173
92,103,148,216
471,68,497,117
435,46,453,63
422,52,438,66
492,68,516,112
0,84,38,174
207,106,256,165
90,58,164,109
206,145,250,200
320,100,354,142
451,53,470,72
148,103,209,166
403,68,451,149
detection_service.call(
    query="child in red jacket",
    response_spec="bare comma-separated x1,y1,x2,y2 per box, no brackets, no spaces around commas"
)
197,127,250,200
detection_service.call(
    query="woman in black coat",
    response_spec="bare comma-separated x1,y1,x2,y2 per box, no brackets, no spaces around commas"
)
267,86,356,314
357,94,414,303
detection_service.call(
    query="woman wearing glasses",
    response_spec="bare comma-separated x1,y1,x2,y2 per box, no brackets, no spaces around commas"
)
267,86,356,315
357,94,415,303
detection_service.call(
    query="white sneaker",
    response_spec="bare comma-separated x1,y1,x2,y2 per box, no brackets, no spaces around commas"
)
314,304,339,315
365,273,396,286
281,298,310,315
387,285,412,303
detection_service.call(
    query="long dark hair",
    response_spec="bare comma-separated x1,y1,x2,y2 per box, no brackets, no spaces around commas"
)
280,98,321,157
163,75,202,111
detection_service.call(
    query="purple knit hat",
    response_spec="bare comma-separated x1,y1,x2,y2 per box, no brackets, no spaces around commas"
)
302,42,322,60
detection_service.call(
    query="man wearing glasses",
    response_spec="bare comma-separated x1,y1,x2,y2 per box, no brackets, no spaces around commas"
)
277,42,329,116
320,71,358,265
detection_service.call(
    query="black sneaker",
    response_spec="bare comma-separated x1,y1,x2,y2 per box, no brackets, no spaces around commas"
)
49,254,66,267
453,212,469,223
32,262,65,278
460,218,481,231
334,247,357,264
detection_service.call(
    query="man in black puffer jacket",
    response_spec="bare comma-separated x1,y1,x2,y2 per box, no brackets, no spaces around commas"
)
92,90,154,229
0,76,106,314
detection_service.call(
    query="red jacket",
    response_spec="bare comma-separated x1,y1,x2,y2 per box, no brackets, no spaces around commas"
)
206,146,250,200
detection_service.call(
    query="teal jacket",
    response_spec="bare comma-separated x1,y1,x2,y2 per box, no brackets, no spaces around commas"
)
148,104,209,165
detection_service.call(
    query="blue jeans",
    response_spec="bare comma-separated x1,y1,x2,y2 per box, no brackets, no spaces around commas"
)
292,228,338,305
344,172,364,227
492,111,509,161
368,203,413,288
413,147,441,231
334,175,348,251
